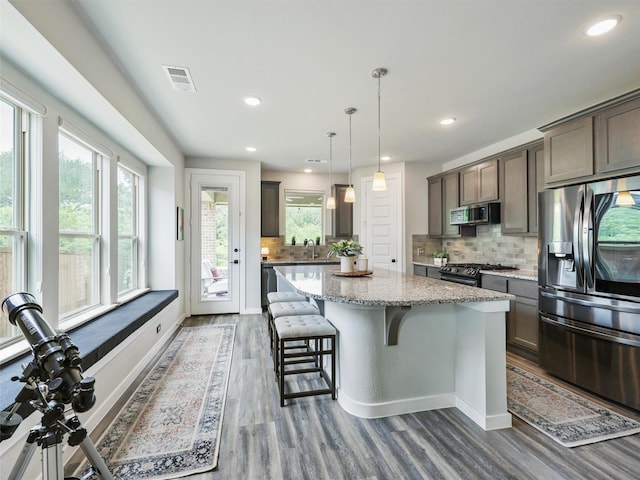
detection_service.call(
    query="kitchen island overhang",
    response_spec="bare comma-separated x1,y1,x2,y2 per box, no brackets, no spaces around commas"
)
274,264,515,431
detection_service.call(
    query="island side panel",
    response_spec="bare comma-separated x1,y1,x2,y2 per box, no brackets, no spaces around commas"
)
454,300,512,431
324,301,457,419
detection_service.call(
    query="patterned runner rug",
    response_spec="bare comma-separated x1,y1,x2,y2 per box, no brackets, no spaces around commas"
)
85,324,235,479
507,363,640,447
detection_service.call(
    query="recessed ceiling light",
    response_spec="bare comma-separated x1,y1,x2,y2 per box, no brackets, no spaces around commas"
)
381,155,392,161
304,168,312,173
585,15,621,36
440,118,456,126
246,146,257,152
244,96,262,106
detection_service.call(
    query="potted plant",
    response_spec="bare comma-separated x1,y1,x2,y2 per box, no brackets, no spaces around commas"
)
432,251,449,267
291,236,296,246
328,239,363,272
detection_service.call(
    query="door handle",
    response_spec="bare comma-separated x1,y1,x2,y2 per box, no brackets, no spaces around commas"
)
233,259,239,264
234,248,239,253
391,259,396,263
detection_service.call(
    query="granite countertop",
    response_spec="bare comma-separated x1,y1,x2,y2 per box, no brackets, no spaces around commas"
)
262,259,340,266
275,264,514,307
412,261,538,282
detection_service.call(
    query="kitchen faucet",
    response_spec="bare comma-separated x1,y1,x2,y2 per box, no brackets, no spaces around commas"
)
306,239,316,259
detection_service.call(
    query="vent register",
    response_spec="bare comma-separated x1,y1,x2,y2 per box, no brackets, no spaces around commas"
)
162,65,196,92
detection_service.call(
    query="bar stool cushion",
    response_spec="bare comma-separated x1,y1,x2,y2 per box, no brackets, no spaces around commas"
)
269,301,318,319
274,315,336,339
267,291,307,304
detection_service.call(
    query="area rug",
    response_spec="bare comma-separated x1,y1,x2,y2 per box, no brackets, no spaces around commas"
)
507,363,640,447
84,324,235,479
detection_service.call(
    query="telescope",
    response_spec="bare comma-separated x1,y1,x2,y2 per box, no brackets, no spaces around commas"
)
1,292,112,480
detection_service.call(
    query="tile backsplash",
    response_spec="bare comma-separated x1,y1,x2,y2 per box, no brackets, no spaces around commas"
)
413,225,538,271
260,235,359,262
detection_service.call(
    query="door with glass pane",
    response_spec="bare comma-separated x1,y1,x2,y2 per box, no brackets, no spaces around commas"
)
189,172,241,314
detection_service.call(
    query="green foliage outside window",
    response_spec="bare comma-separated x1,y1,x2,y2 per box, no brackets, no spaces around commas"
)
598,196,640,243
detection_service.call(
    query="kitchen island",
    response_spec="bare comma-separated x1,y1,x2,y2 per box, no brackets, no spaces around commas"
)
274,264,515,431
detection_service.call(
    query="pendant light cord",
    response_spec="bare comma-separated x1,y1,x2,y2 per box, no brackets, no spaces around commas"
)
377,74,381,172
348,112,353,187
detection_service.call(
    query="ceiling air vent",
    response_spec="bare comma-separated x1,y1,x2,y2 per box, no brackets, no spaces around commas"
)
162,65,196,93
305,159,327,164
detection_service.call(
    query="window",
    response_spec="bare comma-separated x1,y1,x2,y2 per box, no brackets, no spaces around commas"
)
58,133,100,319
285,190,324,245
0,99,27,346
117,165,139,295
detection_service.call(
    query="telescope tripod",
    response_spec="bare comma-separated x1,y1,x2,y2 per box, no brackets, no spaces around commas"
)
8,405,113,480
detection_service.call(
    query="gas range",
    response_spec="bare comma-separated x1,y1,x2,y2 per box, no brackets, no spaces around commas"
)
439,263,517,287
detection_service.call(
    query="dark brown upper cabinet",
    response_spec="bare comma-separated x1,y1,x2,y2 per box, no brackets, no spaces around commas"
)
331,184,353,238
595,96,640,175
500,142,544,236
544,116,593,185
542,90,640,186
460,159,499,205
428,171,462,238
261,181,280,237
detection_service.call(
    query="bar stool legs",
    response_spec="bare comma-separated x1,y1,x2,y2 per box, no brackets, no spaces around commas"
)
273,315,336,406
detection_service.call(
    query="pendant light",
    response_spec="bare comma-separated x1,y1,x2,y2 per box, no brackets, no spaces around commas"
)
616,191,635,206
344,107,357,203
372,67,388,191
326,132,337,209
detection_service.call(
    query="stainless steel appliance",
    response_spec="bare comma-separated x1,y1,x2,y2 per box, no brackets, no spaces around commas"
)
538,174,640,410
450,202,500,226
439,263,516,287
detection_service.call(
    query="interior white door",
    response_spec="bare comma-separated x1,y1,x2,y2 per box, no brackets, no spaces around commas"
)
361,173,402,272
188,172,241,314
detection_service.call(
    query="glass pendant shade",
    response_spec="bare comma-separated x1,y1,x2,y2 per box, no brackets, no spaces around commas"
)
372,170,387,191
344,186,356,203
326,195,336,209
616,190,635,206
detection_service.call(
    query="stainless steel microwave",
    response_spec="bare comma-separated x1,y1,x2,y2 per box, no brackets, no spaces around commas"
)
450,202,500,226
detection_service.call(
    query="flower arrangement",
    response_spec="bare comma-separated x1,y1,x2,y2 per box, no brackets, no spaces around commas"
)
327,239,363,257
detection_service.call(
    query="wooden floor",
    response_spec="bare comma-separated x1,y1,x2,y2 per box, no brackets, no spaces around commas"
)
82,313,640,479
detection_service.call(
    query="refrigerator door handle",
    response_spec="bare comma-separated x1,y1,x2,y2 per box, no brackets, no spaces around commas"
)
583,187,595,289
573,187,584,288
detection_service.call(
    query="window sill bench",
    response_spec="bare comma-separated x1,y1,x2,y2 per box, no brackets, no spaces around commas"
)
0,290,178,416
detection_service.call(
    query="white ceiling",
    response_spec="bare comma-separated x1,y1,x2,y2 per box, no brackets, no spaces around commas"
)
3,1,640,173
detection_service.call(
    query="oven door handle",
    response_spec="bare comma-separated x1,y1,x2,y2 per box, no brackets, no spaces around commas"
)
540,289,640,314
439,275,478,287
540,315,640,348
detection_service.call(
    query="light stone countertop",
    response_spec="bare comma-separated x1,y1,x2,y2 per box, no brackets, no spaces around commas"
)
262,259,339,266
275,264,514,307
412,261,538,282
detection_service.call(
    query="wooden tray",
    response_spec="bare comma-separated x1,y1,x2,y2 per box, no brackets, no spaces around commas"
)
332,270,373,277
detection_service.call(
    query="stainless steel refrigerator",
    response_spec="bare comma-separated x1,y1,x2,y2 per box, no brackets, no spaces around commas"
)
538,174,640,411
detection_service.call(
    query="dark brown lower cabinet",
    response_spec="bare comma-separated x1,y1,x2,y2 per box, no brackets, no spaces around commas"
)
482,275,538,360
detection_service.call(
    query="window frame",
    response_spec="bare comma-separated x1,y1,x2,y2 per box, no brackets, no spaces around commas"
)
0,99,29,347
57,130,103,324
284,189,325,245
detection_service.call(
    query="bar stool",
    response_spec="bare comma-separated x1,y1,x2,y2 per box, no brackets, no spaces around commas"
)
266,292,308,333
267,301,319,357
273,314,336,407
267,291,307,303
